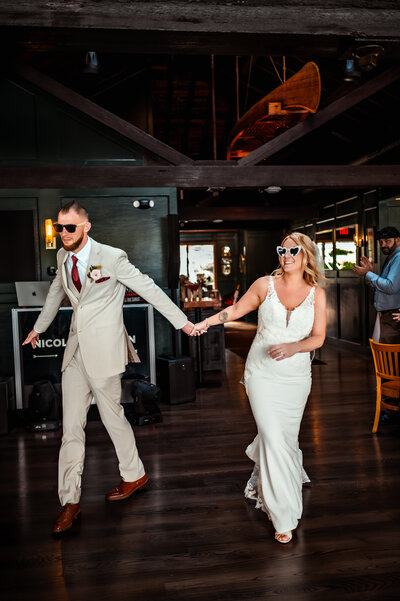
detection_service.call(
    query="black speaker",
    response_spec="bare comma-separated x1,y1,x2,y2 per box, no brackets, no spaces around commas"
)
126,379,163,426
27,380,61,431
0,377,15,410
167,214,180,290
156,355,196,405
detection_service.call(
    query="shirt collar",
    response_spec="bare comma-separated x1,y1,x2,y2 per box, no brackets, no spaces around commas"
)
70,236,92,263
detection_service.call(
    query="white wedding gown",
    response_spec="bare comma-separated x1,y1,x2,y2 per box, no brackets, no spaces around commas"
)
243,276,315,533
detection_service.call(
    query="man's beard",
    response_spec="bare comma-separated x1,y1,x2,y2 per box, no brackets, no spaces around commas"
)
382,245,395,255
62,232,84,252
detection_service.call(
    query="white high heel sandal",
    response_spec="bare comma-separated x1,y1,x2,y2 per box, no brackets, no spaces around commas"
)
275,531,293,544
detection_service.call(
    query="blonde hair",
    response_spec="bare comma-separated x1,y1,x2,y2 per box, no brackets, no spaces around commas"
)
272,232,327,287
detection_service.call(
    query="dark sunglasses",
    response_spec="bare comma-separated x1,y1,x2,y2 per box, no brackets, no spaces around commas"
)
276,245,302,258
53,222,86,233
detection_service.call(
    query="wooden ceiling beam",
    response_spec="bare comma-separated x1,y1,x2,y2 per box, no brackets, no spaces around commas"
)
1,2,400,40
1,165,399,189
179,205,315,222
0,27,364,59
7,61,194,166
238,64,400,167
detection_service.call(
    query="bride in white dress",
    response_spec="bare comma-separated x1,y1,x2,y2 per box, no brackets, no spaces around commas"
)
193,232,326,543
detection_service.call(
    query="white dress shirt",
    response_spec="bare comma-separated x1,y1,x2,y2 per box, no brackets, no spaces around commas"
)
66,237,92,286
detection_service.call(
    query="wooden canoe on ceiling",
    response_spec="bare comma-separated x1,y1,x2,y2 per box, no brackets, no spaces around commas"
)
227,61,321,160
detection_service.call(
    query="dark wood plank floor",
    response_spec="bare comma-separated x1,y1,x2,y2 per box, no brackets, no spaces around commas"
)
1,324,400,601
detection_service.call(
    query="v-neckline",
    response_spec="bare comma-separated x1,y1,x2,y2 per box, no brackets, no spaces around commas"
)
269,276,313,313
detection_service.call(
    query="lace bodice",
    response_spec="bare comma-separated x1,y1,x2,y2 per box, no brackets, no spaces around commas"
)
243,276,315,383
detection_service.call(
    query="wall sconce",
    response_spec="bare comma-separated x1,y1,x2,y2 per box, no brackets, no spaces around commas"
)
342,59,361,82
353,233,364,247
84,51,100,74
133,199,155,209
221,245,232,276
45,219,57,250
353,44,384,72
207,186,226,198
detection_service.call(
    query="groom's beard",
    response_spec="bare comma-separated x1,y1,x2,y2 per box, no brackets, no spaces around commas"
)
62,232,84,252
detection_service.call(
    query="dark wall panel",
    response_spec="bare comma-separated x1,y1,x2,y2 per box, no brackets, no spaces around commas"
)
326,281,338,338
62,194,169,285
0,210,36,282
245,231,283,286
0,285,17,376
339,280,362,343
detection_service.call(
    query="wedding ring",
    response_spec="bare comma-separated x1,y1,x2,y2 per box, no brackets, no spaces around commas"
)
279,352,284,358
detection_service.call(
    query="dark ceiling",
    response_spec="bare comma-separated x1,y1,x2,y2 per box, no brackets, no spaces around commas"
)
1,1,400,226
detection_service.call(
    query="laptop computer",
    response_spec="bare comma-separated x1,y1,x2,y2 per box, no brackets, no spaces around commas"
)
15,281,51,307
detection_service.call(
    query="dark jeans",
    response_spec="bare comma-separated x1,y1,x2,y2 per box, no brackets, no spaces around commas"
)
379,310,400,344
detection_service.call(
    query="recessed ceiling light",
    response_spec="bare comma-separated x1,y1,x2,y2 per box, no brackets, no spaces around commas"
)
265,186,282,194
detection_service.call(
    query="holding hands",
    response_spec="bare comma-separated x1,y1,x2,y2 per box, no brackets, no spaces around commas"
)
181,320,209,336
189,319,210,336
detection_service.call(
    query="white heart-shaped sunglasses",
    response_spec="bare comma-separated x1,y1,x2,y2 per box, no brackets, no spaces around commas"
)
276,245,302,258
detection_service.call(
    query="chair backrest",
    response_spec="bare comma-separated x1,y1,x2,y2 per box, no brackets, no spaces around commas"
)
369,339,400,381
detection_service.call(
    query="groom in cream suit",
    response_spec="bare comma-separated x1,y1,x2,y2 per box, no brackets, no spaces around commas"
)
24,201,195,533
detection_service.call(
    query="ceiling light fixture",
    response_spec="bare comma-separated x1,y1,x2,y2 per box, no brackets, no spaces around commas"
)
206,186,226,198
84,51,100,74
343,59,361,82
264,186,282,194
353,44,384,72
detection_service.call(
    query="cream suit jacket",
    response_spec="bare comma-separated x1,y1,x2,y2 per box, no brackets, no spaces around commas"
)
34,239,188,378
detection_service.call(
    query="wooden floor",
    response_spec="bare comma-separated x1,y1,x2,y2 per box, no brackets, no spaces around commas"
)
1,325,400,601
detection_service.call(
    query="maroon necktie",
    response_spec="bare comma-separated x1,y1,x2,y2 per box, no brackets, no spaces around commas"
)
71,255,82,292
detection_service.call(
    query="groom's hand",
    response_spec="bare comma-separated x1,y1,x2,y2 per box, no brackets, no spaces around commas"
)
23,329,40,349
181,321,196,335
191,320,209,336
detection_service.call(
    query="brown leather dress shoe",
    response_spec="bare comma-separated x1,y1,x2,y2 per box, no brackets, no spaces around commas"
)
105,474,148,501
52,503,81,534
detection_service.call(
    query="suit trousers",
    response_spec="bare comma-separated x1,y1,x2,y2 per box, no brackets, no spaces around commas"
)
59,346,145,505
379,311,400,344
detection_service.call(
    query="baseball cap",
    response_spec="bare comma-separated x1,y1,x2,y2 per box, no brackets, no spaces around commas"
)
376,226,400,239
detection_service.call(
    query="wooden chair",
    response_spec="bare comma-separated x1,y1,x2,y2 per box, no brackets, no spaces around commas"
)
369,339,400,433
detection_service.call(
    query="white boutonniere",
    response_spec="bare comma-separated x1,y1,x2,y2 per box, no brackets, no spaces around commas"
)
88,265,103,282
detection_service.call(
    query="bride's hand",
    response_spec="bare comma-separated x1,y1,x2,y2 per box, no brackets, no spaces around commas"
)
269,343,298,361
189,320,209,336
